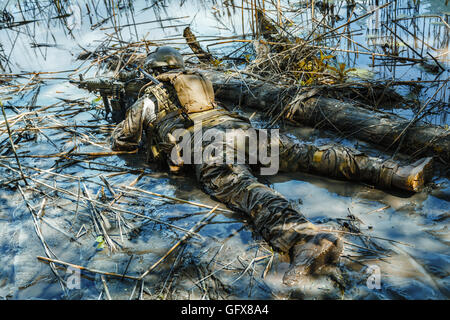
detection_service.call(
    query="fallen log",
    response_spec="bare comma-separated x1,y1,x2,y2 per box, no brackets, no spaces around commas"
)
72,69,449,162
202,69,450,162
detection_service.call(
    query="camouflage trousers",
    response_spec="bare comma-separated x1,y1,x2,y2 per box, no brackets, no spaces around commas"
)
194,131,393,253
112,99,396,253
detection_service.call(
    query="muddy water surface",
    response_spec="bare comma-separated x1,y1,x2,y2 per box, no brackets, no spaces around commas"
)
0,0,448,300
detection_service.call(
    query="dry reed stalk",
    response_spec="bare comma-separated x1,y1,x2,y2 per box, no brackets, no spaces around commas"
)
0,102,28,185
318,228,413,247
138,205,220,280
37,256,140,280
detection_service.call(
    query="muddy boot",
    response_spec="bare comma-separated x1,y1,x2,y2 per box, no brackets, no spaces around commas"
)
282,223,343,286
305,145,433,192
380,157,433,192
391,157,433,192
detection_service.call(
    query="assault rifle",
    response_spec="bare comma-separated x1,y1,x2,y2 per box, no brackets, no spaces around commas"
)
71,69,193,127
70,76,147,123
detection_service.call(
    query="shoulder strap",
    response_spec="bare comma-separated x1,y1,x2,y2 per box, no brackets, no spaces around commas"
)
155,71,183,83
145,83,180,118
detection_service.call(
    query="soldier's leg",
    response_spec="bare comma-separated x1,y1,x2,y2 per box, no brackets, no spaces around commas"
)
195,162,343,284
278,134,433,192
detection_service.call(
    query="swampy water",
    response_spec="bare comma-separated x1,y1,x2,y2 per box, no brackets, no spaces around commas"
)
0,0,448,300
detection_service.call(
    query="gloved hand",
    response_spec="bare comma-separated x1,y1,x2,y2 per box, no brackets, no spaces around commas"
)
283,224,343,286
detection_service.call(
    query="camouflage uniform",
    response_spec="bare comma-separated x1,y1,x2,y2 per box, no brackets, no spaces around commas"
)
111,84,311,253
110,74,429,256
80,46,432,283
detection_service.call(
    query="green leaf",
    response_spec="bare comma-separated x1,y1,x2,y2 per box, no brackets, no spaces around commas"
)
320,50,334,61
95,236,105,249
327,65,338,73
343,68,356,75
212,59,223,66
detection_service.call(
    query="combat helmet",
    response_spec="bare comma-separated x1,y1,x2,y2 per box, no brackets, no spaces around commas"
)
145,46,185,70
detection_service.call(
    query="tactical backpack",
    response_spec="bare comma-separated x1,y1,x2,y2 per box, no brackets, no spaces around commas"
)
156,70,215,113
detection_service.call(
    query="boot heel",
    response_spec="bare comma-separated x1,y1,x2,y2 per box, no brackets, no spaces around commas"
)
392,157,433,192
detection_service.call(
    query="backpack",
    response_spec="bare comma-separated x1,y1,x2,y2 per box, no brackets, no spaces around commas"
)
156,70,215,113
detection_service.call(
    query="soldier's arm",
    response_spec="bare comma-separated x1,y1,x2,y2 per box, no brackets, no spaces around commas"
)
111,96,157,151
116,70,141,82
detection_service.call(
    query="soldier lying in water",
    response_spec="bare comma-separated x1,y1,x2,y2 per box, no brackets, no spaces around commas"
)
77,46,433,285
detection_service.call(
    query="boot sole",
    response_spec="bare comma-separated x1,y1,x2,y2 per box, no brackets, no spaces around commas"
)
407,157,433,192
393,157,433,192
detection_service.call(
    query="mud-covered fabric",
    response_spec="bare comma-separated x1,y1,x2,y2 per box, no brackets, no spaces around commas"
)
111,84,183,156
278,135,396,188
156,70,215,113
110,85,316,252
196,162,315,252
110,81,401,253
111,96,152,151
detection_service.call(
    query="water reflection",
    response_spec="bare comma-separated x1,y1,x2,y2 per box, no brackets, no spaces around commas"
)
0,0,448,300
